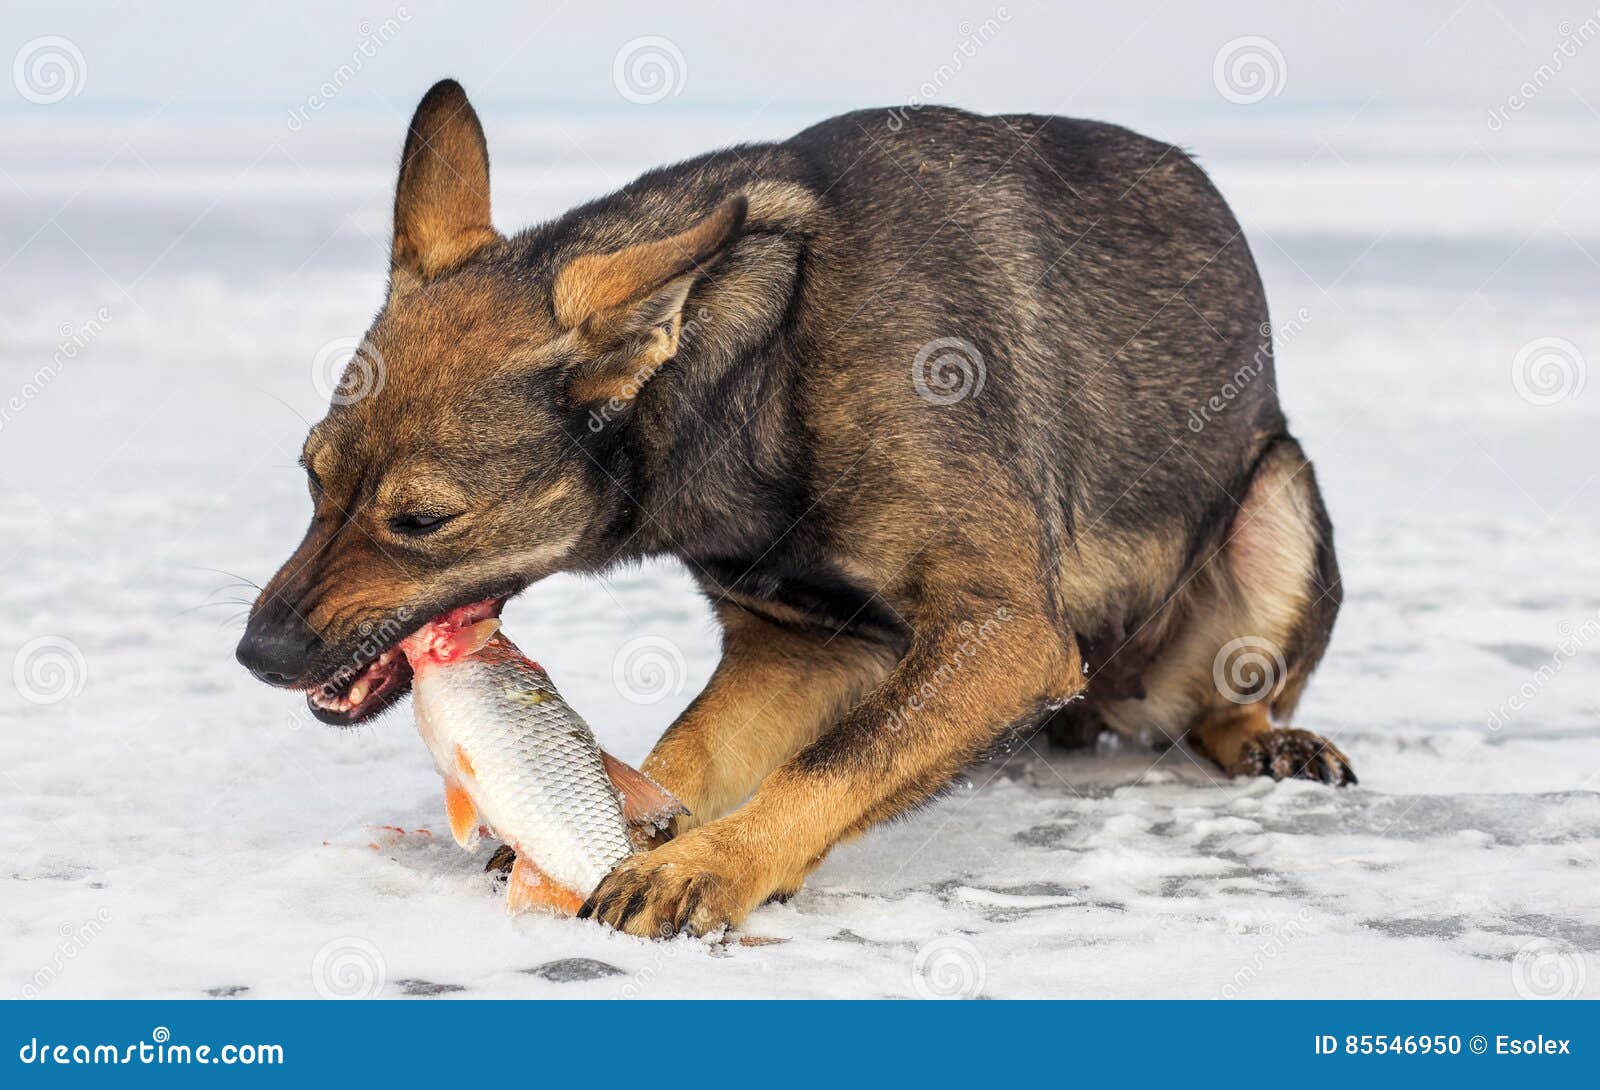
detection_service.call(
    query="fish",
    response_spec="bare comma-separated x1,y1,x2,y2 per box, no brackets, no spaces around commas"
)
399,602,686,916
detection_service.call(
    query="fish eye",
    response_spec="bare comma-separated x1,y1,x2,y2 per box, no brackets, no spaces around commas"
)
390,512,458,537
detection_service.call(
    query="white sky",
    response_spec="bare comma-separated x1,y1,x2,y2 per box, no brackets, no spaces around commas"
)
5,0,1600,120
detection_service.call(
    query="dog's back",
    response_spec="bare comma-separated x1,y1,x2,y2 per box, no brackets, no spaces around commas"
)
751,108,1340,770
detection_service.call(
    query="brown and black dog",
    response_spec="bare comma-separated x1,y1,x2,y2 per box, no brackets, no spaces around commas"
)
238,80,1350,937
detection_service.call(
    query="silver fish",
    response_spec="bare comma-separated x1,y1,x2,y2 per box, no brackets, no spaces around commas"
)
400,605,684,915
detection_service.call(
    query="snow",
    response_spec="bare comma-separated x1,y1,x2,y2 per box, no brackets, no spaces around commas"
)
2,108,1597,1000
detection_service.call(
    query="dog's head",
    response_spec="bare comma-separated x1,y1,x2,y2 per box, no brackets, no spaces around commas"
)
235,80,762,724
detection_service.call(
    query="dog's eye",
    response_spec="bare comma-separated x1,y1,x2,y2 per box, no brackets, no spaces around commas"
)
390,512,457,537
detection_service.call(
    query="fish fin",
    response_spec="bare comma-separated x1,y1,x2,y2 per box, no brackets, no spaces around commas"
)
456,617,502,657
443,779,480,850
506,854,585,917
600,750,689,831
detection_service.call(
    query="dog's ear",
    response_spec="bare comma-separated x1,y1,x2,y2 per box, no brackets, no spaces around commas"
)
555,195,747,407
390,79,502,289
553,196,747,329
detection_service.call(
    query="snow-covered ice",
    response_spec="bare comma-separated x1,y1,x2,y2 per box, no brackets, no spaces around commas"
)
2,108,1597,999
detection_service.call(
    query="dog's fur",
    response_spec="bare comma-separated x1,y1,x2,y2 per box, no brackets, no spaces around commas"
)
239,81,1349,937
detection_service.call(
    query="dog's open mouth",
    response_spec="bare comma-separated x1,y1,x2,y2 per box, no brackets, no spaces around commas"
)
304,597,505,726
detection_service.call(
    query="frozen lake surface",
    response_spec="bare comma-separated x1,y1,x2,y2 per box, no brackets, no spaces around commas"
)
2,107,1597,998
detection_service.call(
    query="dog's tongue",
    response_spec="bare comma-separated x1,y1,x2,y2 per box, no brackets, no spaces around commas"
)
399,600,503,667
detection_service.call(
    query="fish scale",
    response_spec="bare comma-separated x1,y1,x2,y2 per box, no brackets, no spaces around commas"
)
402,612,684,915
413,647,633,897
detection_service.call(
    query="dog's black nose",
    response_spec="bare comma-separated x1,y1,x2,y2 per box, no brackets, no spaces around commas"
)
235,615,316,687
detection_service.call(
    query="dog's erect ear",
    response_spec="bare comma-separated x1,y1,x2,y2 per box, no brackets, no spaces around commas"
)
390,79,502,287
555,195,748,407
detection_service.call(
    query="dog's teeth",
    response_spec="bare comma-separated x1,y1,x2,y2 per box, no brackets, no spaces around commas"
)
348,680,369,706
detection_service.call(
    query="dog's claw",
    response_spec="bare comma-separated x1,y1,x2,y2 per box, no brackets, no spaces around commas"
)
577,833,754,938
1235,728,1356,787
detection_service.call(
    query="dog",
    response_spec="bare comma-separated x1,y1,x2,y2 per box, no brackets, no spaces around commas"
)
238,80,1350,937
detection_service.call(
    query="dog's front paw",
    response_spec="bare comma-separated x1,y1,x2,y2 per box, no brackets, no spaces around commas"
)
1235,728,1357,786
578,831,758,938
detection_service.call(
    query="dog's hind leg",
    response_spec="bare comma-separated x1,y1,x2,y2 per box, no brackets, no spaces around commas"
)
1096,437,1353,785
